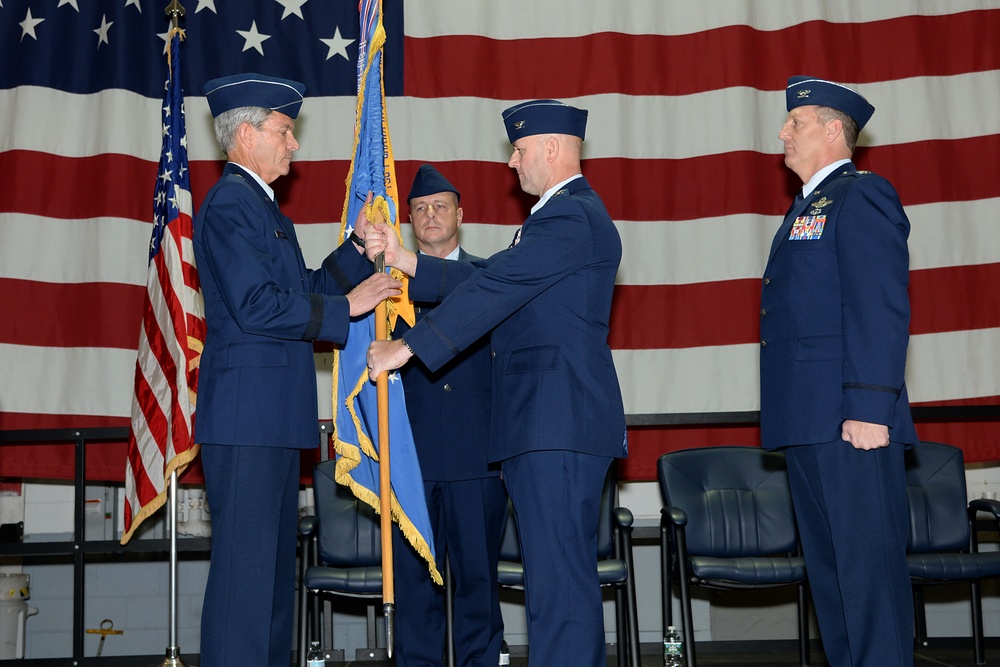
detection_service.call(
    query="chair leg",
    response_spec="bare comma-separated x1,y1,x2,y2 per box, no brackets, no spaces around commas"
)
913,585,928,649
366,603,378,649
297,534,312,667
615,585,627,667
445,554,456,667
972,580,986,665
797,583,809,666
661,521,672,637
675,532,696,667
623,558,641,667
611,522,626,666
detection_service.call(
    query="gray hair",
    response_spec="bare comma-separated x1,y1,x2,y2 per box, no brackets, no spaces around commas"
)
816,106,860,153
213,106,273,155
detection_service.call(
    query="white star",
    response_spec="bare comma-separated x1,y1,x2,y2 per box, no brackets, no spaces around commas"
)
125,0,142,12
389,371,401,383
275,0,308,20
195,0,217,13
157,30,172,54
93,14,114,47
236,20,271,56
57,0,80,10
320,26,353,61
19,8,45,42
160,169,173,184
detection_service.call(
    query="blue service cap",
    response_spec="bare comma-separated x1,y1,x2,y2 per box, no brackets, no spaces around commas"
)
408,164,460,203
785,76,874,130
204,73,306,119
502,99,588,144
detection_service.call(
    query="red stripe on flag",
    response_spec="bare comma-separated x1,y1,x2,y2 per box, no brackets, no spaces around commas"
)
5,138,999,228
6,262,998,352
0,150,155,221
0,278,143,348
610,263,1000,350
909,263,1000,335
610,281,762,350
404,10,1000,99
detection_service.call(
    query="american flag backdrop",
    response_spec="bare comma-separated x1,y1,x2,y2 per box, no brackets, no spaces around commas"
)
1,0,999,483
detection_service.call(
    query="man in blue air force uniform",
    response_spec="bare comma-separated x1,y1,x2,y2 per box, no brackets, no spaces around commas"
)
366,101,627,667
192,73,400,667
760,76,918,667
392,164,507,667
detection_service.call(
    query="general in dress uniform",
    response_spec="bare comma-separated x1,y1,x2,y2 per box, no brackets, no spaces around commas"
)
193,73,397,667
761,76,918,667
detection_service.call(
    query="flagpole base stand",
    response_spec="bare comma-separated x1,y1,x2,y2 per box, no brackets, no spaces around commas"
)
159,646,188,667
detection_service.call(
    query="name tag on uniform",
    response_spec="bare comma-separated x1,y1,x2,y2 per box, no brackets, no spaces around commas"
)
789,215,826,241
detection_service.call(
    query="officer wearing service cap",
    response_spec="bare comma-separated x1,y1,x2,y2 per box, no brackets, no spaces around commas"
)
365,100,627,667
391,164,507,667
761,76,917,666
193,72,400,667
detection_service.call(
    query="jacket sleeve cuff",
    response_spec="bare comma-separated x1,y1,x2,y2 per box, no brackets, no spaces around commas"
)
842,384,900,427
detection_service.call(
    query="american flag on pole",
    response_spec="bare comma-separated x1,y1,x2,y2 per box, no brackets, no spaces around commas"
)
0,1,998,484
121,28,204,544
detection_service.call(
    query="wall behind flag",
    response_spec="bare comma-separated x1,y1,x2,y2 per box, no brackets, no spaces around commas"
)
1,0,999,481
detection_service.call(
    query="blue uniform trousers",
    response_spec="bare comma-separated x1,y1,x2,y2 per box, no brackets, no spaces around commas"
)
502,450,612,667
785,441,913,667
200,444,300,667
394,476,507,667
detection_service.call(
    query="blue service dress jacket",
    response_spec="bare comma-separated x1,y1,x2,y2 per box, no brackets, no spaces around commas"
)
759,162,918,449
396,249,497,481
402,176,627,463
193,163,372,449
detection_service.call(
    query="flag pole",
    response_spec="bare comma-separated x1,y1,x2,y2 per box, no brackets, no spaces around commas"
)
160,470,187,667
373,251,395,656
161,4,188,667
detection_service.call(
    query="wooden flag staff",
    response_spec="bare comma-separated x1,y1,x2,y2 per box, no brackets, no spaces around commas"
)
373,251,395,656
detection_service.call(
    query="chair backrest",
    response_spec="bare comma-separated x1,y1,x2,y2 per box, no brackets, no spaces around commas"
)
498,465,618,562
905,441,969,553
657,446,797,558
313,459,382,567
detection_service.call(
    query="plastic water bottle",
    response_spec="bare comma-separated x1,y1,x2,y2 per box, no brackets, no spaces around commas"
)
306,640,325,667
663,625,683,666
498,639,510,665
